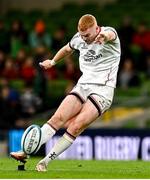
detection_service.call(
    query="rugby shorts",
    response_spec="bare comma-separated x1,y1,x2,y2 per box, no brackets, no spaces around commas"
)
68,83,114,116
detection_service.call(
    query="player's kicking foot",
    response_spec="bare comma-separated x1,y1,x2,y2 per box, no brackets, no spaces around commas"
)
10,151,28,163
36,160,47,172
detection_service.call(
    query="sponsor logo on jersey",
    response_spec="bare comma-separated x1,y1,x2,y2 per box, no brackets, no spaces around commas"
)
84,50,102,62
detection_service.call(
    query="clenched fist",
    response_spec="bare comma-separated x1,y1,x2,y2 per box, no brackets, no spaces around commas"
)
39,59,55,70
94,29,116,44
94,31,108,44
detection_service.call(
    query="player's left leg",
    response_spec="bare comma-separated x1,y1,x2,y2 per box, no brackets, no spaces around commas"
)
36,99,100,171
36,86,114,171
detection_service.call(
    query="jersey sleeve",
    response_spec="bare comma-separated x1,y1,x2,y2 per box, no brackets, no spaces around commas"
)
69,32,80,50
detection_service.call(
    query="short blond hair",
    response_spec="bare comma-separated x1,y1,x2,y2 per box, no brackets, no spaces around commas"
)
78,14,97,31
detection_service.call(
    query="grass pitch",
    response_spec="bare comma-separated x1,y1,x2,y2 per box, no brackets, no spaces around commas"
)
0,157,150,178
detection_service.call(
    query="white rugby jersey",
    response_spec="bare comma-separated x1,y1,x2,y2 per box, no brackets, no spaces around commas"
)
69,26,121,88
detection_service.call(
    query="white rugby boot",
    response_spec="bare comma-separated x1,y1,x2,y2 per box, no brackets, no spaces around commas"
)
36,160,47,172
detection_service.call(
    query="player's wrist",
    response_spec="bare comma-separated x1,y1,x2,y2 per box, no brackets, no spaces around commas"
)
49,59,56,66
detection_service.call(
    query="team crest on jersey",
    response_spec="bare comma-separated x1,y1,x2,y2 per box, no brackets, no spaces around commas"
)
84,50,102,62
80,42,88,49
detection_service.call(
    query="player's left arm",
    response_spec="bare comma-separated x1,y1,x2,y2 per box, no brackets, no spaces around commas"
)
94,29,116,44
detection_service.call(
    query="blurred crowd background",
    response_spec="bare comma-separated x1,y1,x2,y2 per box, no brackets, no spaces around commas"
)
0,0,150,132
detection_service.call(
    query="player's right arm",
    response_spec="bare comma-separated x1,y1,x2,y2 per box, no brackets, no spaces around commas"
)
39,43,73,70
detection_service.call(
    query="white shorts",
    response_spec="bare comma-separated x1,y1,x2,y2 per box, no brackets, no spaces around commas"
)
68,83,114,116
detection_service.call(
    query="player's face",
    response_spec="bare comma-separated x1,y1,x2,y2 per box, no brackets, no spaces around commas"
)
79,25,99,44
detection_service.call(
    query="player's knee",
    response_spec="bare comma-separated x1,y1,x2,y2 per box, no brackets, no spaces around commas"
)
50,113,65,127
69,122,83,136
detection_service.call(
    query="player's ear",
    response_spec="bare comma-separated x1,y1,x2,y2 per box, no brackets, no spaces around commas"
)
96,26,99,32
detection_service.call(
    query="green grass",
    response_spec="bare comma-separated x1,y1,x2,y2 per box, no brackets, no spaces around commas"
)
1,157,150,178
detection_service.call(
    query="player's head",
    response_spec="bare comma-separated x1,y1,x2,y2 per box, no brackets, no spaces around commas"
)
78,14,100,44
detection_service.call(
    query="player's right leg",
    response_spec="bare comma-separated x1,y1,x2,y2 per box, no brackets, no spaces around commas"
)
48,94,84,128
10,94,83,162
40,93,83,144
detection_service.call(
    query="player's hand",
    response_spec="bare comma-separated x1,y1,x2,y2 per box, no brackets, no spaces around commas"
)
39,59,53,70
94,31,107,44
